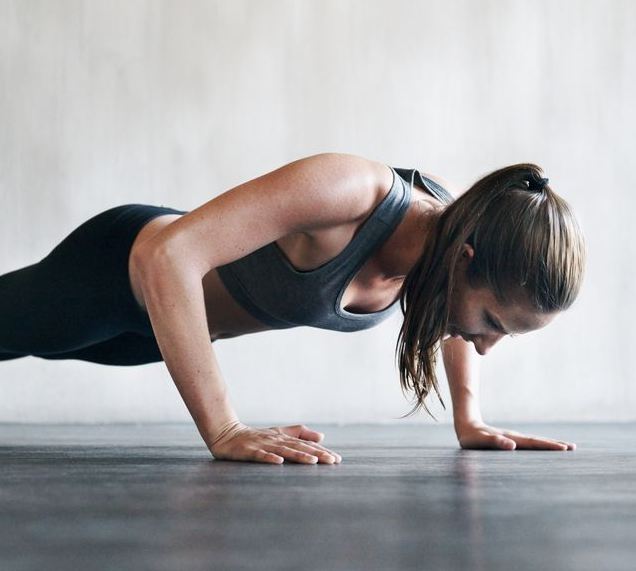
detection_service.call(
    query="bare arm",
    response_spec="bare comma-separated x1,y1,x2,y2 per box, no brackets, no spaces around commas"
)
441,336,483,435
133,253,239,448
441,336,576,451
131,152,385,460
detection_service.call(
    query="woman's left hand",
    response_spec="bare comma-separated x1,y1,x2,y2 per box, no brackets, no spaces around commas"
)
456,421,576,451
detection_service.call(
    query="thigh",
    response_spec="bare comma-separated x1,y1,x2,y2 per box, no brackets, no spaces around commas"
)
0,259,124,354
33,332,164,366
0,350,28,362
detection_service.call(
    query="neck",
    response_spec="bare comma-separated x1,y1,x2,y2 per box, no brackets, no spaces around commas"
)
376,200,442,281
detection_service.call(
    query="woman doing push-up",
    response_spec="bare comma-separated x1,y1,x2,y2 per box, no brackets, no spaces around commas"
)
0,152,586,464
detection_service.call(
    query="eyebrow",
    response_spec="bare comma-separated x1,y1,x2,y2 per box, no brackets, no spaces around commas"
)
486,311,510,335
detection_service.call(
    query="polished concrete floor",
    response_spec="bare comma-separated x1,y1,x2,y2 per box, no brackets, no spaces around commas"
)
0,422,634,571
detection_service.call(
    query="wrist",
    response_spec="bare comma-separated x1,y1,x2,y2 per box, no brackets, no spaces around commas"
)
454,416,484,434
198,399,242,444
202,414,241,441
207,418,247,449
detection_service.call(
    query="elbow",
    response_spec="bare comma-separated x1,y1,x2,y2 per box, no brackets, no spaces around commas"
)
131,240,208,294
136,233,212,280
129,244,171,312
131,241,171,282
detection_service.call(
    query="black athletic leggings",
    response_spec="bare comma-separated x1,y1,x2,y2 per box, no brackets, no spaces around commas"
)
0,203,187,366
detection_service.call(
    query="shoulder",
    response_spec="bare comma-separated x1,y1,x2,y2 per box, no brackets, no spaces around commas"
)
289,152,397,226
303,151,391,191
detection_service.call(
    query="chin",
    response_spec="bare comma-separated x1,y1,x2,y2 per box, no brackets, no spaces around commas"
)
445,325,461,339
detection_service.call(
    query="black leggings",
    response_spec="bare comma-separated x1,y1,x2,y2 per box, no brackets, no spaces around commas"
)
0,203,187,366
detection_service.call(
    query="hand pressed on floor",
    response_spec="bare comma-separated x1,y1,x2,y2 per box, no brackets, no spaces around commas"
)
456,421,576,451
209,421,343,464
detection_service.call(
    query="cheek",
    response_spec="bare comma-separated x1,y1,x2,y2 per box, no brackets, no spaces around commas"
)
448,294,467,328
450,297,479,333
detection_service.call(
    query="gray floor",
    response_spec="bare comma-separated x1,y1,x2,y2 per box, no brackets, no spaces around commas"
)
1,422,634,571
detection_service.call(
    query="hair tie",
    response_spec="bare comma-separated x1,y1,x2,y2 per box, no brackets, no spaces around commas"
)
528,176,549,192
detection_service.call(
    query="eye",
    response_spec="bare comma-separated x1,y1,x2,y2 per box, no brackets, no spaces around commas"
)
485,313,517,338
485,314,498,331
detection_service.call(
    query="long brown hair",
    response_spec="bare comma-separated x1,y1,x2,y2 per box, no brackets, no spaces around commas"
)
394,163,587,420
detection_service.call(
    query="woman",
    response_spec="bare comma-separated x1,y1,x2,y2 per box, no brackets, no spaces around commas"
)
0,152,586,464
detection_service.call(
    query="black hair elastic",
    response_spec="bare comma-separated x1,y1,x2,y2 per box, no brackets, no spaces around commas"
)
528,176,549,192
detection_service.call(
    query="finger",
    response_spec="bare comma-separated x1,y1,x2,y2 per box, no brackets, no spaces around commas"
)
509,436,569,450
533,437,569,450
474,430,516,450
287,437,342,462
272,426,336,458
260,430,339,462
552,439,576,451
276,424,324,442
270,445,320,464
289,440,341,463
501,430,576,451
310,443,342,463
296,425,325,443
253,449,284,464
271,424,325,450
496,436,517,450
461,432,515,450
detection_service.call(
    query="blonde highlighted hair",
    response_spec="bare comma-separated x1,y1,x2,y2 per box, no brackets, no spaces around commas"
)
394,163,587,419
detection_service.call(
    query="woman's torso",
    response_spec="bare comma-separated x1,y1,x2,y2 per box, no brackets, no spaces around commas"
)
128,171,447,342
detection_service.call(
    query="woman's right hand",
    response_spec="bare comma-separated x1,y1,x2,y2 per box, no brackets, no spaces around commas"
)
208,421,343,465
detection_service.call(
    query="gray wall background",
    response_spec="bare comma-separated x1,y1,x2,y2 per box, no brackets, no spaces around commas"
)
0,0,633,425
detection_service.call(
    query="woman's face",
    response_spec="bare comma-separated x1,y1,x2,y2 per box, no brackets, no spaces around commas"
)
443,244,558,355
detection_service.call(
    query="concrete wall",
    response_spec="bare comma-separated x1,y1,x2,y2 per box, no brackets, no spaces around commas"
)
0,0,633,425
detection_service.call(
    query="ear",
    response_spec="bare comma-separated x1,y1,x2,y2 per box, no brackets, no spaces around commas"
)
461,243,475,260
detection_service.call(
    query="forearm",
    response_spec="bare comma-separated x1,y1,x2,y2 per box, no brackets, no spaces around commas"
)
441,336,483,430
134,251,240,446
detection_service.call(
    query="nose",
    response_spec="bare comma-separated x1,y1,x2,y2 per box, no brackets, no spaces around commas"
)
472,333,505,356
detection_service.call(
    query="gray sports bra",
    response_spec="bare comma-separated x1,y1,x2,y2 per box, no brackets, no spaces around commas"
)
215,166,454,333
